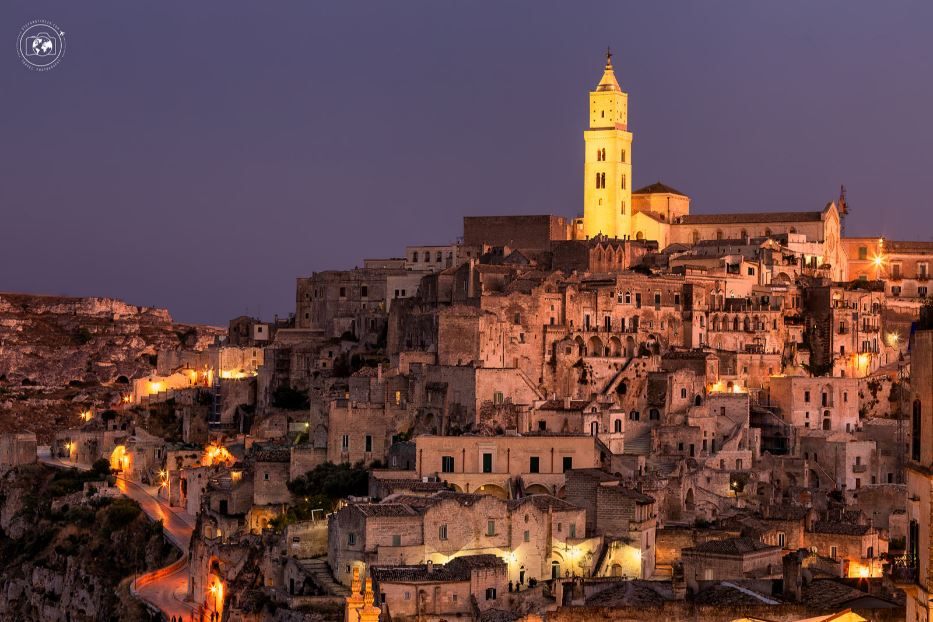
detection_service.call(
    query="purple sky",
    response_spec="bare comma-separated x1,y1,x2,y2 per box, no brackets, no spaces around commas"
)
2,1,932,325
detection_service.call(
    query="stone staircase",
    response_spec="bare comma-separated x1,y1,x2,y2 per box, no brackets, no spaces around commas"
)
624,428,652,455
300,558,350,596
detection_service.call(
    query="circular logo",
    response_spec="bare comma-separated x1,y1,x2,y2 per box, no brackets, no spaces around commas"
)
17,19,66,71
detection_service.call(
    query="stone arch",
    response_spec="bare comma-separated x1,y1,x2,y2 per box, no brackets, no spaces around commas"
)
647,334,661,355
587,335,603,357
694,395,702,406
574,336,586,357
685,488,696,511
732,316,740,331
476,483,508,499
608,336,623,357
625,336,636,358
635,231,644,240
525,484,550,495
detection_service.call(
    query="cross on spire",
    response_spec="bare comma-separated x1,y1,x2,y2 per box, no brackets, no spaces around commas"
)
606,46,613,69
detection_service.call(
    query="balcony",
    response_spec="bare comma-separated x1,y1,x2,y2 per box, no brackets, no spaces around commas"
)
886,556,918,586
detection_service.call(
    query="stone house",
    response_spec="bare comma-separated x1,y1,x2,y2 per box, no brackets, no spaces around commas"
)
769,375,860,433
327,491,587,587
414,433,609,498
681,536,783,581
370,554,508,621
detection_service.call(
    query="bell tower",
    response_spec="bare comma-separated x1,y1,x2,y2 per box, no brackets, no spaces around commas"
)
583,49,633,239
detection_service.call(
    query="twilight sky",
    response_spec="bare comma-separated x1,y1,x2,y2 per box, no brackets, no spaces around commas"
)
2,1,932,325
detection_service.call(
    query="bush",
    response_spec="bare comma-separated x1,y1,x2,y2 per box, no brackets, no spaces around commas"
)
288,462,372,501
272,386,309,411
90,458,112,477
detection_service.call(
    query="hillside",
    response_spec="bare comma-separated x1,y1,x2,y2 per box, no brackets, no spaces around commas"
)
0,292,224,440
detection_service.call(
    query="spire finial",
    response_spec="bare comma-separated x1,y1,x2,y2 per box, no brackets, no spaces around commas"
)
606,46,613,69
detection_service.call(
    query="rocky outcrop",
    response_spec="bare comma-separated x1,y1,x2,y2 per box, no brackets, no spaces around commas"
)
0,291,223,441
0,464,176,621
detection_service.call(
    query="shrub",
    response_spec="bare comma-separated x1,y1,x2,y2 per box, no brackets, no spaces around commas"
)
272,386,309,411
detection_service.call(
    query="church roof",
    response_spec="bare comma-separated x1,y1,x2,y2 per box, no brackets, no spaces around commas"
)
595,50,622,92
633,181,687,196
675,210,824,225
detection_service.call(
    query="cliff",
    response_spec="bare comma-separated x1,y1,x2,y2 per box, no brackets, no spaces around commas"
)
0,463,177,621
0,292,224,440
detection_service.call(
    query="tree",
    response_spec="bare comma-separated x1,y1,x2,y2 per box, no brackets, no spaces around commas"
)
272,385,309,410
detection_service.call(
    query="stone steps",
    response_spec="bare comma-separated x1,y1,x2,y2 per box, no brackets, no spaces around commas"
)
301,558,350,596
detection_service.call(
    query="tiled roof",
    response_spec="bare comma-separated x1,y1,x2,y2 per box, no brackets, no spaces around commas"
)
352,503,420,518
685,537,779,556
252,447,290,462
811,521,871,536
371,554,505,583
676,211,824,225
508,494,579,512
633,182,687,197
762,505,811,521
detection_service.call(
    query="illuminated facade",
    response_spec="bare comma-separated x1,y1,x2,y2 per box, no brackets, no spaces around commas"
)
583,50,633,240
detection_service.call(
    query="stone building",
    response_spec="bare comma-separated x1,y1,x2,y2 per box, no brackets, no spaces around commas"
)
844,237,933,299
370,555,508,620
414,433,609,498
327,490,587,587
899,326,933,622
681,537,783,581
0,432,36,468
769,376,860,433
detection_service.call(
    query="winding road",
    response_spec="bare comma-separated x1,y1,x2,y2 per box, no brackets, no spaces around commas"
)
37,447,200,621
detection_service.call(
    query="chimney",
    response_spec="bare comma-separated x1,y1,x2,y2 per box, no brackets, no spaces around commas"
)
426,560,433,574
671,561,686,600
782,551,804,602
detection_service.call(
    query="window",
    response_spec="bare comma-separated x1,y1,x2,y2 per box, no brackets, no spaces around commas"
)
485,588,497,601
412,251,419,262
629,410,640,421
486,520,495,536
747,267,755,276
493,392,504,405
830,546,838,559
361,285,368,298
523,530,530,542
513,312,521,325
621,149,626,162
681,388,687,399
562,456,573,472
778,532,786,548
569,523,577,538
804,390,810,403
441,455,455,473
920,286,928,297
339,287,346,298
348,533,356,545
858,246,868,260
654,293,661,308
482,453,493,473
438,524,448,540
621,174,626,190
365,435,372,453
529,456,540,473
341,435,349,451
614,419,622,433
392,534,401,546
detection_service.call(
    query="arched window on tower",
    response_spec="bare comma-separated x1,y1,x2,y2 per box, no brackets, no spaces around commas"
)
595,173,601,189
621,149,626,163
621,174,626,190
600,173,606,188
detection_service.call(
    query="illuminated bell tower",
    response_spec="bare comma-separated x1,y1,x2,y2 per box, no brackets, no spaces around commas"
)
583,49,633,239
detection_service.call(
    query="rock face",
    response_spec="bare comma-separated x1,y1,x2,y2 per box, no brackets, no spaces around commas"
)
0,464,176,621
0,292,224,441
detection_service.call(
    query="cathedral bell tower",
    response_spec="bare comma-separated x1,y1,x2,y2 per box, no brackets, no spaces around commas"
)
583,49,633,240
